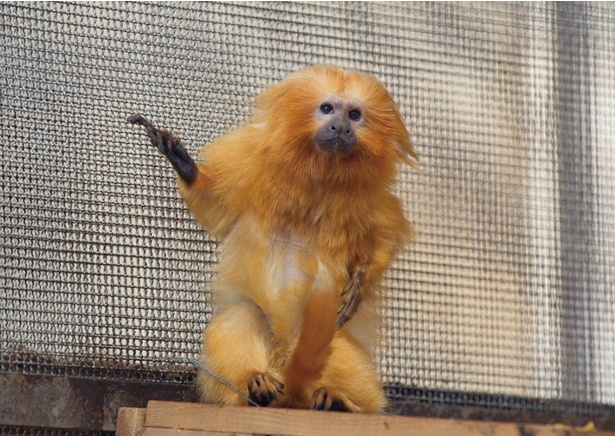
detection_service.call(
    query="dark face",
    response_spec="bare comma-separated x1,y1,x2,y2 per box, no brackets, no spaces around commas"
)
314,98,364,156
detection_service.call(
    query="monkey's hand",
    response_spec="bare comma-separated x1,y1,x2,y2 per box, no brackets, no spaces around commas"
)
128,114,198,185
337,262,367,329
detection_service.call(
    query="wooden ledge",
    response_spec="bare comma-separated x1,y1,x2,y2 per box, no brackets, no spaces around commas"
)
117,401,615,436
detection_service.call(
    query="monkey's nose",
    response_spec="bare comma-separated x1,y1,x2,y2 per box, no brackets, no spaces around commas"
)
329,122,352,136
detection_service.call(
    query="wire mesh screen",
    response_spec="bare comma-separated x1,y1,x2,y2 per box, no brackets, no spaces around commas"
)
2,0,615,420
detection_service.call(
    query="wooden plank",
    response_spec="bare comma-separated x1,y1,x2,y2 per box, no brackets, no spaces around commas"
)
116,407,146,436
142,428,254,436
142,401,615,436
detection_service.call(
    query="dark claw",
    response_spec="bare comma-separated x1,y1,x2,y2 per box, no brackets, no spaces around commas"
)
247,373,284,407
128,113,198,185
337,264,366,329
310,389,351,412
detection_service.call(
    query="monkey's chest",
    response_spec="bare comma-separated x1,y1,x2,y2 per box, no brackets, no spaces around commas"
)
254,234,338,335
264,234,324,298
217,221,343,331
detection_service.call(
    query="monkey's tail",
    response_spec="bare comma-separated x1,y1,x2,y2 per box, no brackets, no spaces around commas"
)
283,289,338,403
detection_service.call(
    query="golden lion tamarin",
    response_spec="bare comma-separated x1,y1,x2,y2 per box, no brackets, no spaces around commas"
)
128,65,416,413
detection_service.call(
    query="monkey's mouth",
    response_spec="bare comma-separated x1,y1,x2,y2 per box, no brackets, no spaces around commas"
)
316,136,356,156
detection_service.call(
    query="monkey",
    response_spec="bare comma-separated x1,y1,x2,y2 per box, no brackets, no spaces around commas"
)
128,65,417,413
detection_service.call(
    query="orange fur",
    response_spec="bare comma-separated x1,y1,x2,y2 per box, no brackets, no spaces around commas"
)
283,290,338,406
183,66,415,412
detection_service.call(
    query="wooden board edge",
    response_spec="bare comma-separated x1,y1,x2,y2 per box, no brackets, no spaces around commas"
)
116,407,147,436
142,400,615,436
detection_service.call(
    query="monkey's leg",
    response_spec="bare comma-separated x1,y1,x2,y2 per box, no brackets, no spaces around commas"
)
196,301,284,407
128,114,199,185
310,332,386,413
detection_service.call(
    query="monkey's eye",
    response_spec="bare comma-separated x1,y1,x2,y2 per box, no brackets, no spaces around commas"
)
349,109,362,121
320,104,333,115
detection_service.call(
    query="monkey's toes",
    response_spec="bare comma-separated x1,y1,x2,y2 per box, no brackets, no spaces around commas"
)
310,388,351,412
247,373,284,407
337,275,364,329
127,113,154,129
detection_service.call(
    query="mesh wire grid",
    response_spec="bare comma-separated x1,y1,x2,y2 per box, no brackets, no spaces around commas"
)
1,1,615,419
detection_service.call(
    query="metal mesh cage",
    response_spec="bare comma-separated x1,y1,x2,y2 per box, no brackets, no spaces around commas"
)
1,1,615,427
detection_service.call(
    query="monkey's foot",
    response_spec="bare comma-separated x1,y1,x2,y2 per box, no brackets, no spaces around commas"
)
127,114,198,185
337,263,366,328
310,388,351,412
247,373,284,407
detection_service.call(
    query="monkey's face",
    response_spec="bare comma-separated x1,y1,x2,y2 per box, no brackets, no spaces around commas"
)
254,66,417,185
313,97,362,156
